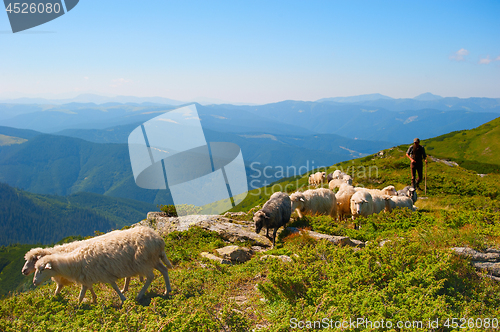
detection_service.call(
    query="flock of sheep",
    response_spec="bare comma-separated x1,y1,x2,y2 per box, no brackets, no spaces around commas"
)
23,172,416,303
253,170,418,246
23,226,172,304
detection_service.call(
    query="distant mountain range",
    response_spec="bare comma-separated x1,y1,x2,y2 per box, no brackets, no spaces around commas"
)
1,99,498,144
0,125,392,204
0,93,258,107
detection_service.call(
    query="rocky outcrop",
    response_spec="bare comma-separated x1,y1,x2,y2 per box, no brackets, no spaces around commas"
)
216,246,252,263
429,156,459,167
140,214,272,247
141,213,367,249
452,247,500,278
200,252,231,265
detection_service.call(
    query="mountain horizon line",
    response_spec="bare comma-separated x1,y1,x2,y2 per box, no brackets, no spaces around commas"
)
1,92,499,106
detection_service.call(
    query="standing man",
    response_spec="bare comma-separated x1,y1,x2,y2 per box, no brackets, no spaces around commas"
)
406,138,427,190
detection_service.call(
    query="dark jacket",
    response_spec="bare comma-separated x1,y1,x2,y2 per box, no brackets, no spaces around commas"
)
407,144,427,166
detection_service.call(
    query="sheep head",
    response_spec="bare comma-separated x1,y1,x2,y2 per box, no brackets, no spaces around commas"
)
290,193,305,212
22,254,41,276
253,210,269,234
33,259,56,286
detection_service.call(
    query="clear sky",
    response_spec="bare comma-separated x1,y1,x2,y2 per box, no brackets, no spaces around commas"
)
0,0,499,104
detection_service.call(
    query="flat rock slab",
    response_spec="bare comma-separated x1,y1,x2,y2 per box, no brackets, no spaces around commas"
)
288,227,365,247
140,214,272,247
200,252,231,265
472,262,500,277
451,247,500,263
452,247,500,278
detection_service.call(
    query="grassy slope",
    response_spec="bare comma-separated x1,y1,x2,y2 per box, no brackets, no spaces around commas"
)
1,146,499,330
423,116,500,173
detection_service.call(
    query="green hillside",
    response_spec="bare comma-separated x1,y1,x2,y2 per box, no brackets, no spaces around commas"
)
1,146,499,330
424,116,500,174
0,183,158,246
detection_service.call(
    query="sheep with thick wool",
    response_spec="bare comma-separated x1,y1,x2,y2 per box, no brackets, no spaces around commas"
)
328,178,353,191
327,170,352,185
309,171,326,186
335,183,356,221
350,191,374,219
352,193,391,218
397,186,417,203
355,185,397,197
384,195,417,212
33,226,173,303
253,192,292,247
290,188,337,219
22,230,141,300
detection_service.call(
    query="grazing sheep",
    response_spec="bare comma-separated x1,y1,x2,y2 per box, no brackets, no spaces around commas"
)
355,185,397,197
253,192,292,247
351,186,395,218
327,170,352,185
342,174,353,185
350,191,374,219
397,186,417,203
384,195,417,212
290,188,337,219
23,231,138,298
33,226,173,303
328,179,345,191
327,170,342,183
309,171,326,186
371,194,387,214
335,183,356,221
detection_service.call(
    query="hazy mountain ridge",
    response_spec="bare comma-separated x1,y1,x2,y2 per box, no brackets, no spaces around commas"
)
0,182,158,246
0,126,393,205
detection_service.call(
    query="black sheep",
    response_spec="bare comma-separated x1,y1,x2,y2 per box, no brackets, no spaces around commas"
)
253,192,292,247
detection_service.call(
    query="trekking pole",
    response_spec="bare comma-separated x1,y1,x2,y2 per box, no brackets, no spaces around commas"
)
425,162,427,195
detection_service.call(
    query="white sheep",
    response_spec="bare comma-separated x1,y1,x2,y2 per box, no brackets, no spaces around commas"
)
290,188,337,219
328,177,353,191
342,174,353,185
350,191,374,219
308,174,314,186
22,230,138,299
335,183,356,221
327,170,353,185
356,185,397,196
33,226,173,303
309,171,326,186
384,196,417,212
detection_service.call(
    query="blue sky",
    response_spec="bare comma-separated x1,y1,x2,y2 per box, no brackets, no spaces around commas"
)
1,0,499,104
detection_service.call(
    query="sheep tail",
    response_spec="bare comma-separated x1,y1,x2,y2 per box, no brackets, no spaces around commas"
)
160,251,173,269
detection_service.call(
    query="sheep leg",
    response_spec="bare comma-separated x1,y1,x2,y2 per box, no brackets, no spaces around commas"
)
155,262,172,295
78,285,88,304
121,277,131,293
271,228,278,248
89,286,97,303
54,282,64,296
110,282,127,302
136,270,155,301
